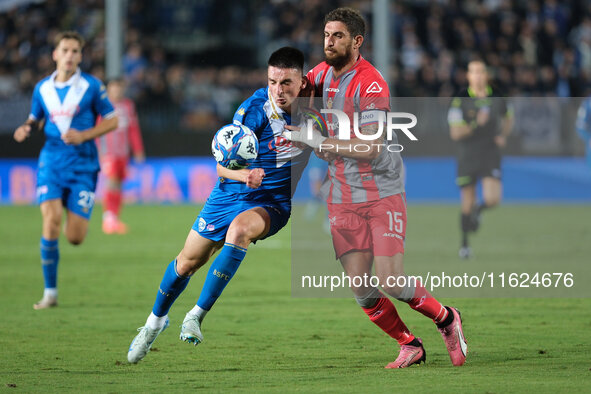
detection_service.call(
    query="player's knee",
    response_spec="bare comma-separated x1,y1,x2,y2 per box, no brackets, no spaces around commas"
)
43,212,61,229
66,233,85,245
43,217,61,238
176,251,208,276
484,195,501,208
226,221,255,246
378,275,404,298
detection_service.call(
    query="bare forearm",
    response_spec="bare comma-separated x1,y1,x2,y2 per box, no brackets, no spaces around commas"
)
82,116,118,141
216,164,249,182
14,118,40,142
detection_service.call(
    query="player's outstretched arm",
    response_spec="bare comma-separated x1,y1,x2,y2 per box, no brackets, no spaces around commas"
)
216,164,265,189
13,119,38,143
62,116,118,145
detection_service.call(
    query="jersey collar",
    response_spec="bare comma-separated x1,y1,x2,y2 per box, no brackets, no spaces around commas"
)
467,85,492,98
268,88,288,120
51,68,81,89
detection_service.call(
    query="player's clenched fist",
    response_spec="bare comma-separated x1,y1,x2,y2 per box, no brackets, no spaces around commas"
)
246,168,265,189
13,123,32,142
61,128,86,145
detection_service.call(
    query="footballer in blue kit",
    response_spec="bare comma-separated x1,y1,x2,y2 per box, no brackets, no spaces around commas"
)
127,47,311,363
195,86,310,242
13,31,118,309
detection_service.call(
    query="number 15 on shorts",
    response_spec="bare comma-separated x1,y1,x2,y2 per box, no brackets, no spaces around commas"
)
386,211,403,233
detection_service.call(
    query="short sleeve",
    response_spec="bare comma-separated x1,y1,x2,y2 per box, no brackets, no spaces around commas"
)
29,84,45,121
359,74,391,127
92,78,116,119
447,97,466,126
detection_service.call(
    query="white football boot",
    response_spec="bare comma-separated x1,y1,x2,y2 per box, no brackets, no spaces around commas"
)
127,318,169,363
180,313,204,346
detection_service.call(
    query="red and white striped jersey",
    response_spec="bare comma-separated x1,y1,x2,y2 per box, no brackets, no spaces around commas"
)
307,56,404,204
96,98,144,159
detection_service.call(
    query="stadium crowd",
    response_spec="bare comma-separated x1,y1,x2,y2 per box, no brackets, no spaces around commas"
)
2,0,591,132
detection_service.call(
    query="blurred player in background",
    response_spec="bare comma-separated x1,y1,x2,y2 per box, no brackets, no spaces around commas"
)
127,47,311,363
576,96,591,172
96,78,145,234
286,8,467,369
448,60,513,259
12,31,118,309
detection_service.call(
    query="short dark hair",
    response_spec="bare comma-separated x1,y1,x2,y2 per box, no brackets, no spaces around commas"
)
267,47,304,72
54,31,85,49
324,7,366,38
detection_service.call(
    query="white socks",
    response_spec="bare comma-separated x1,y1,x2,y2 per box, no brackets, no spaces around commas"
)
145,312,168,330
188,305,208,323
44,288,57,299
145,306,208,330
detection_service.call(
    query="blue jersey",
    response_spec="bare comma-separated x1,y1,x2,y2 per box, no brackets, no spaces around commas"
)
217,87,311,202
29,68,115,172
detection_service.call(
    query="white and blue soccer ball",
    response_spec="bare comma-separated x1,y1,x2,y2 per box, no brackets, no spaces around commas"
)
211,123,259,169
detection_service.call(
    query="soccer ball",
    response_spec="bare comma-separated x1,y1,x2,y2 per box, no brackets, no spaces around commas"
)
211,123,259,169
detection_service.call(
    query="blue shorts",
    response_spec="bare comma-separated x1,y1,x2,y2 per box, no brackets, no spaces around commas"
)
193,188,291,242
36,166,99,220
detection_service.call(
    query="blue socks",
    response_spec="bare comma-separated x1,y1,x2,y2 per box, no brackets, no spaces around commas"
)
197,243,247,311
40,238,59,289
152,259,191,317
151,243,247,318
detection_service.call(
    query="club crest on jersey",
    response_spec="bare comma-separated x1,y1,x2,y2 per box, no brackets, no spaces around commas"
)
327,97,333,109
366,81,383,93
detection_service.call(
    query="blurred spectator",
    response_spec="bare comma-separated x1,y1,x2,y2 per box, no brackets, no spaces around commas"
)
2,0,591,133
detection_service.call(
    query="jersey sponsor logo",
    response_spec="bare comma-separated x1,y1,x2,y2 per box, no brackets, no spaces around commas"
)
49,105,80,124
268,135,298,154
366,81,383,93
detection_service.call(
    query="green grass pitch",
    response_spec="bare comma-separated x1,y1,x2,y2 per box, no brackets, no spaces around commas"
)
0,204,589,392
